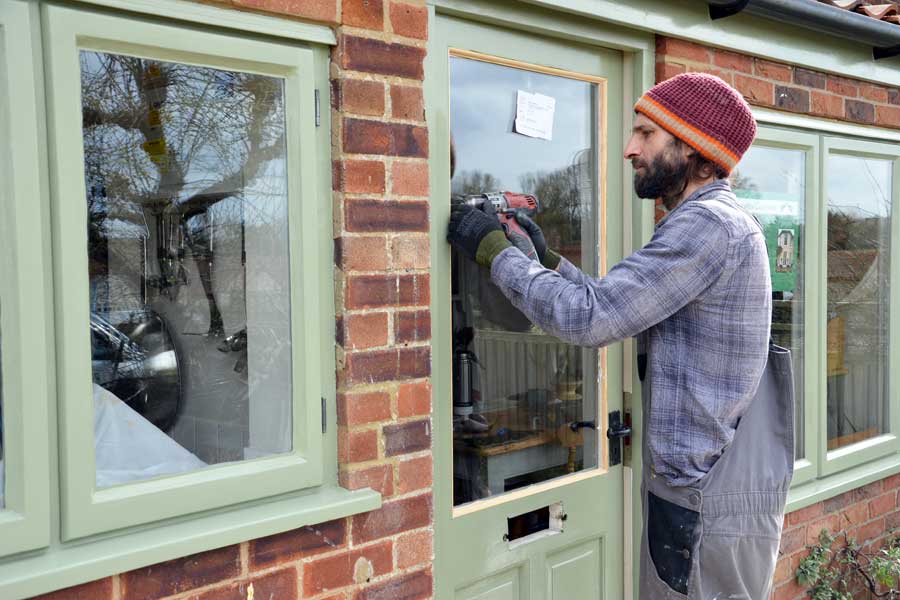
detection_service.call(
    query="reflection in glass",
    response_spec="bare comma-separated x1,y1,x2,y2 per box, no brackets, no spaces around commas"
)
731,146,805,458
450,56,600,506
81,52,292,487
826,155,891,450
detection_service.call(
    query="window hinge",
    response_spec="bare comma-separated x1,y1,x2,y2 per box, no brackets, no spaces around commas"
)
314,89,321,127
321,397,327,433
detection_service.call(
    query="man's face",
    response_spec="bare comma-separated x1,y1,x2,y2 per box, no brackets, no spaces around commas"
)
624,113,689,200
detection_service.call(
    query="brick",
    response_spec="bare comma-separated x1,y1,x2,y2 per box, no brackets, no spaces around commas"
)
713,49,752,73
303,541,393,595
779,525,806,555
734,74,774,104
886,509,900,530
392,235,429,270
810,91,843,120
338,79,386,117
339,428,379,462
340,159,387,194
384,420,430,456
827,75,858,97
344,118,428,157
860,83,890,103
352,495,432,543
120,545,241,599
853,480,883,502
343,312,389,349
787,502,824,527
194,568,298,600
395,310,431,345
338,391,392,426
876,104,900,128
870,492,897,518
655,60,686,83
389,1,428,39
688,65,733,86
355,568,432,600
345,199,429,232
31,579,113,600
390,85,424,121
793,67,826,89
890,88,900,105
397,455,432,494
249,520,346,570
824,490,853,514
336,236,391,271
845,99,875,124
841,502,869,526
772,555,792,585
391,160,429,196
806,514,840,545
341,463,394,496
656,37,711,63
345,346,430,384
753,58,792,83
774,85,809,113
342,36,425,79
396,530,433,569
857,517,885,543
342,0,384,29
773,578,806,600
398,380,431,417
233,0,337,23
346,274,430,309
883,473,900,490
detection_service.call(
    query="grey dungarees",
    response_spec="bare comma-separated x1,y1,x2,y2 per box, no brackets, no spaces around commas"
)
638,343,794,599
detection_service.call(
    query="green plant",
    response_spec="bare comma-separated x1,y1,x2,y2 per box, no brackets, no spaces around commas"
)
796,529,900,599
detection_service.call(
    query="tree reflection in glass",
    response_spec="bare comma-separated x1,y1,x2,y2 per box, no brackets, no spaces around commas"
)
80,51,292,487
450,56,601,506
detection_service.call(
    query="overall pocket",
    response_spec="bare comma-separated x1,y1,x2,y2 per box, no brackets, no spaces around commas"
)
647,491,700,595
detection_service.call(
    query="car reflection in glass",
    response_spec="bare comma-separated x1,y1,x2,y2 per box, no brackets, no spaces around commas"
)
90,311,181,432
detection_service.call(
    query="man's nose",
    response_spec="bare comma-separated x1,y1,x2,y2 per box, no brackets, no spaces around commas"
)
624,135,640,160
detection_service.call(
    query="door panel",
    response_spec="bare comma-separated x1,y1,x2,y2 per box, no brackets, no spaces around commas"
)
547,539,602,599
430,13,625,600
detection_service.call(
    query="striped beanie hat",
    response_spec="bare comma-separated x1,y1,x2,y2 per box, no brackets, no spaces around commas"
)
634,73,756,175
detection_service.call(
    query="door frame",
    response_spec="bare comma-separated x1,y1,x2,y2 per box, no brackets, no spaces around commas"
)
425,1,654,597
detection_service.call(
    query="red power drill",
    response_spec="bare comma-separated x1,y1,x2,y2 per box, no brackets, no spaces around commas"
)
461,192,541,260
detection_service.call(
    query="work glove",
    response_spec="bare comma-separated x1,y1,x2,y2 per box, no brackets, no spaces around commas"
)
514,211,561,270
447,204,510,268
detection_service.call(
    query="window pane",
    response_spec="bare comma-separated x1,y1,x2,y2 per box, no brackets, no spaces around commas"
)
81,52,292,488
731,146,806,459
450,56,601,506
826,154,892,450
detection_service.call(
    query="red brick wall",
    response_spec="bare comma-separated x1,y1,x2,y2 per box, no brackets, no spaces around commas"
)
656,36,900,600
31,1,434,599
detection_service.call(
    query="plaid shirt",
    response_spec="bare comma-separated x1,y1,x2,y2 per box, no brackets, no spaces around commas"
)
491,180,771,485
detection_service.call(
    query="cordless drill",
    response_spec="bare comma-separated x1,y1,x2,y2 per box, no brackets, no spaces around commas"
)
458,192,541,259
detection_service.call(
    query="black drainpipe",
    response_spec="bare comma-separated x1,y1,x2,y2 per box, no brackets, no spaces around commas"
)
706,0,900,59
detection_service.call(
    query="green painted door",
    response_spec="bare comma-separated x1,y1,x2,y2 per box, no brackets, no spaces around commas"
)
430,13,626,600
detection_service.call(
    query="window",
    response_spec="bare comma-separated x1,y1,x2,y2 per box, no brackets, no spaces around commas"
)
0,2,377,597
733,121,900,487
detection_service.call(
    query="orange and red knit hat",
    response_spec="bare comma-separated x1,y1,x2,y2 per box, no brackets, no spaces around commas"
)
634,73,756,175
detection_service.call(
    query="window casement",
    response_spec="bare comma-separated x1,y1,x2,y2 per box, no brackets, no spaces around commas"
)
734,117,900,498
0,2,377,597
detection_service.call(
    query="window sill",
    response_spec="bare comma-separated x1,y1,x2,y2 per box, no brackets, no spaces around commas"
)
0,485,381,600
786,453,900,514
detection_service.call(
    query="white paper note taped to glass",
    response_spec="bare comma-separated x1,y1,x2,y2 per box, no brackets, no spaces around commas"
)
515,90,556,141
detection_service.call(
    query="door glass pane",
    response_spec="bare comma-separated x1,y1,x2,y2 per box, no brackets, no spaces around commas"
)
450,56,601,506
826,154,892,450
80,51,292,487
731,146,806,458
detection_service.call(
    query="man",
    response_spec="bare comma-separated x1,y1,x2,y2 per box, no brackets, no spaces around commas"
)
447,73,794,599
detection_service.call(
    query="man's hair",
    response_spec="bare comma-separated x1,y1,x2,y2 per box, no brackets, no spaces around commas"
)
673,138,728,183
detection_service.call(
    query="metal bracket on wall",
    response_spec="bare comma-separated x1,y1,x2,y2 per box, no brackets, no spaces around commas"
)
321,397,327,433
607,410,632,467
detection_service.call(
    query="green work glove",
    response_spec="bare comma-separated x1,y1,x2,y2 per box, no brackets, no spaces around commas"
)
447,204,510,268
514,211,561,270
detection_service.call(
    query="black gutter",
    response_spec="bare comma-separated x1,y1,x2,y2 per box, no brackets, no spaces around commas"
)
706,0,900,59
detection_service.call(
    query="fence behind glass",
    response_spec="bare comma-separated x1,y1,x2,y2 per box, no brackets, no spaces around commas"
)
449,54,603,507
80,51,293,488
826,153,892,451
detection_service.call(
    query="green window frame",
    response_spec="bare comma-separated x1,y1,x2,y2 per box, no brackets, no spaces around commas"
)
0,2,378,598
748,112,900,508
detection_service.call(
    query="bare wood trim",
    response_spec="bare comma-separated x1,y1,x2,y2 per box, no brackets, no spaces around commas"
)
451,467,608,519
827,427,881,451
449,48,609,85
599,77,609,470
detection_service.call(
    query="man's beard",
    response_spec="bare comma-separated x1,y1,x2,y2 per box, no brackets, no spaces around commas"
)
633,147,688,210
